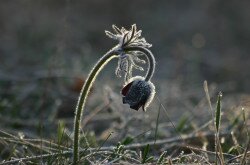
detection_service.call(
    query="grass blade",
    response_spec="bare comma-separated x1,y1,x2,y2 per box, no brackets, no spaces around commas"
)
240,108,250,165
215,92,222,132
215,92,224,165
142,144,150,164
157,151,167,164
203,80,214,118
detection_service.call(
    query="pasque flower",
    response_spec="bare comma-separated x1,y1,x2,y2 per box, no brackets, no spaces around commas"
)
121,76,155,111
73,24,156,164
105,25,156,111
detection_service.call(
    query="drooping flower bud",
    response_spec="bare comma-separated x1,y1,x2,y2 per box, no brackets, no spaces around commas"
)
121,76,155,111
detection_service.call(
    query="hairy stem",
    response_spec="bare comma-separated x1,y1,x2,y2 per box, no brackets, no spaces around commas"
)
124,46,155,81
73,46,154,164
73,47,119,164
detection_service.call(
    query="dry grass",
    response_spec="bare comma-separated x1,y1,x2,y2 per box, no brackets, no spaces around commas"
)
0,76,249,164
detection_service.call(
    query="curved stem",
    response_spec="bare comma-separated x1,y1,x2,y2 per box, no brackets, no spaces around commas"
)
73,47,119,164
124,46,155,81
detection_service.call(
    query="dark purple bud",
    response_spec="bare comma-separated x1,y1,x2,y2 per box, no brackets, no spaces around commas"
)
121,76,155,111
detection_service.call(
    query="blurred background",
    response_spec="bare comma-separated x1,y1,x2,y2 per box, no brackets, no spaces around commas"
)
0,0,250,141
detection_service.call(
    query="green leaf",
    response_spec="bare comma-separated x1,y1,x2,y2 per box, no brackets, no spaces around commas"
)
215,92,222,132
57,121,65,144
242,107,246,122
176,115,189,132
142,144,150,164
157,151,167,164
146,156,154,163
121,136,134,145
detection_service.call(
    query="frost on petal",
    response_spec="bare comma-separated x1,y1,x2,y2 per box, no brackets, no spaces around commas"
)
121,76,155,111
121,81,133,96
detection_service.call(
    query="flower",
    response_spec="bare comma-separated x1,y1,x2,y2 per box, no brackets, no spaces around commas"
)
105,25,156,111
121,76,155,111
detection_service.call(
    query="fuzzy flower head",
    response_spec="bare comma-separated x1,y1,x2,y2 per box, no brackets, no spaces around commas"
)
105,24,152,81
121,76,155,112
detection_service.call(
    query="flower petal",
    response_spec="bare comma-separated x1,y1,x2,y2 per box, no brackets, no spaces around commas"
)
121,76,155,111
121,81,133,96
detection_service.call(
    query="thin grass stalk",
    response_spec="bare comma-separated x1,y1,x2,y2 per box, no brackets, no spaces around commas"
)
215,92,225,164
240,108,250,165
203,81,223,164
